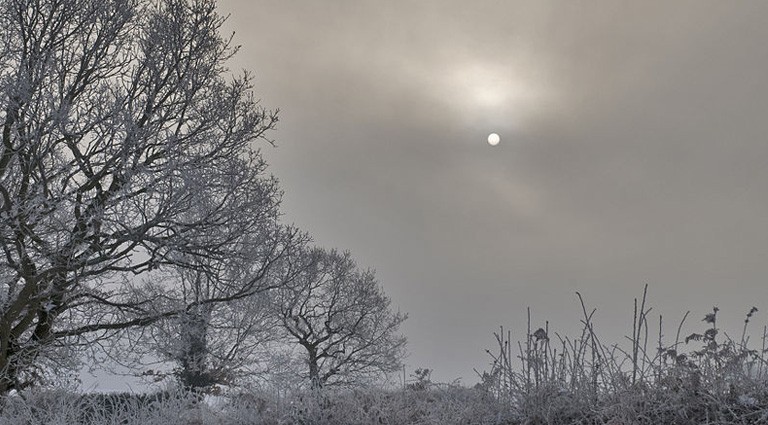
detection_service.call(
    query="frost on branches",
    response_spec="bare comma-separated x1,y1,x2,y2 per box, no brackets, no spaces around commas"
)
273,248,407,389
0,0,293,393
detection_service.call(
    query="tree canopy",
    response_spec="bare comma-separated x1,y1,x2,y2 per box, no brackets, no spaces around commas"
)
274,248,407,388
0,0,406,393
0,0,288,392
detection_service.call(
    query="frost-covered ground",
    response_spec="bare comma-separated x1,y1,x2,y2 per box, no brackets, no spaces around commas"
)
2,383,768,425
0,386,510,425
4,295,768,424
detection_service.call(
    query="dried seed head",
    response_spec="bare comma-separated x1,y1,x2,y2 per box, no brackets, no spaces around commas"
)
704,328,718,340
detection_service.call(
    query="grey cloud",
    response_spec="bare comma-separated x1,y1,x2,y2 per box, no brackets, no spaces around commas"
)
218,0,768,383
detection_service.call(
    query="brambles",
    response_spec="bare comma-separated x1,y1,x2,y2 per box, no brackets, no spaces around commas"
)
406,367,432,391
477,288,768,424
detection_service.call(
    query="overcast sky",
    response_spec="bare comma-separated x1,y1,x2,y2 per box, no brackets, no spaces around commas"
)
214,1,768,385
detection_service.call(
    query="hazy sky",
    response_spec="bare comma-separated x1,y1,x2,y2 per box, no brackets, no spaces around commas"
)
215,1,768,385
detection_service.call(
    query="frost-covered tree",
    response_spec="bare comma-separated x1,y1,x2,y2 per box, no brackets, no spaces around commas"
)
0,0,283,392
144,272,283,392
274,248,407,388
139,221,307,393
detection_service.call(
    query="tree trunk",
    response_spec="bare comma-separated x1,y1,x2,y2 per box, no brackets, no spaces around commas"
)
178,310,210,391
307,345,322,389
0,350,16,395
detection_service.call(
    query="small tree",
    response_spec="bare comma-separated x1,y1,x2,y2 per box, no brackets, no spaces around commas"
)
148,275,284,392
141,223,307,393
274,248,407,388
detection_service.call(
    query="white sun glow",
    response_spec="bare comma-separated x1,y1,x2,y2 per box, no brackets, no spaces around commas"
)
456,64,538,106
436,60,549,130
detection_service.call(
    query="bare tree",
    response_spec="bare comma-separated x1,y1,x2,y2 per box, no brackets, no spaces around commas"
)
0,0,282,392
274,248,407,388
144,273,283,392
139,221,308,393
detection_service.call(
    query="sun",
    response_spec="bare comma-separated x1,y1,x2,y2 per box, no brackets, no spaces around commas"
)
487,133,500,146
